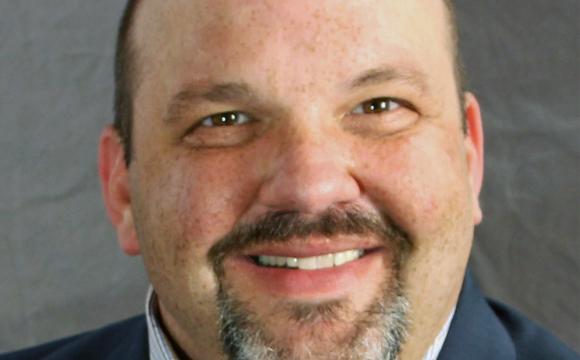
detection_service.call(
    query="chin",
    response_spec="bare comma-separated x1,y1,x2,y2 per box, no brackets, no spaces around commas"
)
216,271,409,360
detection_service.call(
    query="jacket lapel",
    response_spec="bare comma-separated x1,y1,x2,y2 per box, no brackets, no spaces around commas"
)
438,272,516,360
105,315,149,360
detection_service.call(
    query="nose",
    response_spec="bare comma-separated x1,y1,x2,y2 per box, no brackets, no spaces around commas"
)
256,126,361,214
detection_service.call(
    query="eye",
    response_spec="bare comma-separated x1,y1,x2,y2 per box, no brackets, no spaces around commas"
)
351,97,402,115
345,97,418,137
183,111,260,148
199,111,252,127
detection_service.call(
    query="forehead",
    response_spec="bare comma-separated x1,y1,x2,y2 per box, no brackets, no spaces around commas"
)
131,0,452,100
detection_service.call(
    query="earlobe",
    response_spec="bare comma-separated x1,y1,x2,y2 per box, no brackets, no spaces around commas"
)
118,207,140,256
98,126,141,256
463,92,484,225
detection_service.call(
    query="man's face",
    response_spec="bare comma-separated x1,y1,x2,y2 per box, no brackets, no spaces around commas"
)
102,0,483,358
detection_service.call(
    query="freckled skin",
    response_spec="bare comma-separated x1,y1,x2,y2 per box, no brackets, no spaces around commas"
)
100,0,484,359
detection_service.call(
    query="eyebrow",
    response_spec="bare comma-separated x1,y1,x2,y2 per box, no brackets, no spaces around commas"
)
348,65,429,94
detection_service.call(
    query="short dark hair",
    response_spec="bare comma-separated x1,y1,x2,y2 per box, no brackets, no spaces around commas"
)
113,0,465,165
113,0,141,165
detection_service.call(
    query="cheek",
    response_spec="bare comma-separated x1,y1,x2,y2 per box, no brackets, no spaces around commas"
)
131,149,264,323
137,150,262,261
355,129,472,237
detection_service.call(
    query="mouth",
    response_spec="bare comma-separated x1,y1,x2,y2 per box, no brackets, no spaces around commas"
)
251,248,370,270
225,243,388,300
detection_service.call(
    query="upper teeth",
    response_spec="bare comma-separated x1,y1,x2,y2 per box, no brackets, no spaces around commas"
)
257,249,364,270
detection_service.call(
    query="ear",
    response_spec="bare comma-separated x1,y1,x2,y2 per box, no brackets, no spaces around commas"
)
463,92,484,225
98,126,140,255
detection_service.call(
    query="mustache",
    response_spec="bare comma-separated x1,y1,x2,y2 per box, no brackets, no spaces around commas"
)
208,206,412,276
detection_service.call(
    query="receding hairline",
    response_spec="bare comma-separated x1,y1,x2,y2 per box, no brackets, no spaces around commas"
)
124,0,459,84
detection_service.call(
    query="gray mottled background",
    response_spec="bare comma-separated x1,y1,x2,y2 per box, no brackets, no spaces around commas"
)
1,0,578,353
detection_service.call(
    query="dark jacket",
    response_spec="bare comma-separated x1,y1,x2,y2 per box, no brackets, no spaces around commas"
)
2,274,578,359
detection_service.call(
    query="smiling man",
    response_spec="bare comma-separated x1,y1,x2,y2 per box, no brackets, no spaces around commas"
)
1,1,578,360
104,1,479,359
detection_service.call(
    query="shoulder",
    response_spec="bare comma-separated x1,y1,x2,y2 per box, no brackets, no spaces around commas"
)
0,315,148,360
440,273,579,360
488,299,579,360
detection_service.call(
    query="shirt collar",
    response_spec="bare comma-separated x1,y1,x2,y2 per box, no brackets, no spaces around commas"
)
423,307,455,360
146,287,178,360
145,286,455,360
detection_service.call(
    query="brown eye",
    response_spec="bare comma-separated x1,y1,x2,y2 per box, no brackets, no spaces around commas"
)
352,98,402,115
184,111,259,148
345,96,418,137
200,112,251,127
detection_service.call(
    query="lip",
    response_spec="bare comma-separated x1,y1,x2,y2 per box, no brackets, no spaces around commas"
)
241,236,384,258
224,241,389,300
